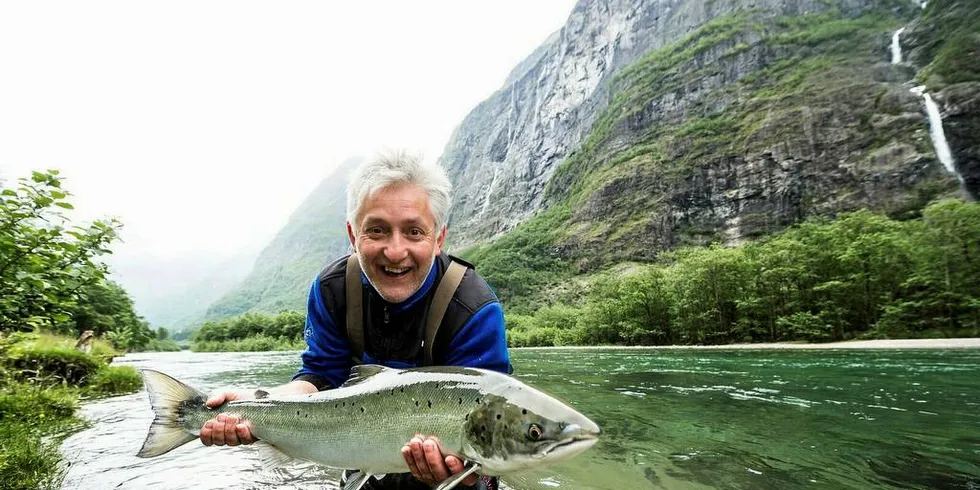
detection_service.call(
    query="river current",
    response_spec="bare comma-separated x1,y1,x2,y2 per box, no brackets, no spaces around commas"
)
58,348,980,489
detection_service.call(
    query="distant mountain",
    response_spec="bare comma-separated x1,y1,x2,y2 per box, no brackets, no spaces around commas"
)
202,156,363,320
142,250,260,332
107,247,260,332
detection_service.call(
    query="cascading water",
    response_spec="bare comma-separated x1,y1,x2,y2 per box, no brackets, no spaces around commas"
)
891,28,905,64
910,86,962,182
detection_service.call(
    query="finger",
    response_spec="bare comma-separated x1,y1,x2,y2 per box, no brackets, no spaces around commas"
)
445,456,479,486
409,438,434,484
206,393,226,408
224,415,240,446
200,420,215,446
211,414,227,445
402,444,421,480
423,438,449,482
236,422,255,444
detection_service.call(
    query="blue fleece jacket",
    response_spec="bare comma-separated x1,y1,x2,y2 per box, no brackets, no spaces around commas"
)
292,262,510,389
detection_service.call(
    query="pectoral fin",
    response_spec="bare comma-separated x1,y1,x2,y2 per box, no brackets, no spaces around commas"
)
342,471,373,490
435,462,482,490
253,441,295,468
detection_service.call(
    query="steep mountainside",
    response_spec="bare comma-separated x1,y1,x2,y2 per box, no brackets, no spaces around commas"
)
203,157,362,320
440,0,977,260
445,0,978,295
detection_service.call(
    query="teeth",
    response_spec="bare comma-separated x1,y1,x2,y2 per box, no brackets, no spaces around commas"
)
384,266,409,274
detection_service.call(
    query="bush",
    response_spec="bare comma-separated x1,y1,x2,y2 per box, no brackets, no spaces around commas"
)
0,384,78,425
192,335,306,352
6,342,103,386
144,338,182,352
83,365,142,397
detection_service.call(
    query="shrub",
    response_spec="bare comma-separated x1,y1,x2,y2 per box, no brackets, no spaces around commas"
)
0,384,78,425
83,365,143,397
5,342,103,386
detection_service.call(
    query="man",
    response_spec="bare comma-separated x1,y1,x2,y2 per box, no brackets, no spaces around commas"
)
199,151,510,490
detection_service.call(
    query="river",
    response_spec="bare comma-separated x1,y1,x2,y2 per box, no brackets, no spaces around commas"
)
59,348,980,489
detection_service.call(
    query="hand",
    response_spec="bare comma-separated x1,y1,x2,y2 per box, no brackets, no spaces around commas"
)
199,390,256,447
401,436,478,487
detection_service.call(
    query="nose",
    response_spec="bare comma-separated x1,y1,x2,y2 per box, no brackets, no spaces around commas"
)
383,233,409,263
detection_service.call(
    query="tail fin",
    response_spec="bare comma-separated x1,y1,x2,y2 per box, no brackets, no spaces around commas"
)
137,369,207,458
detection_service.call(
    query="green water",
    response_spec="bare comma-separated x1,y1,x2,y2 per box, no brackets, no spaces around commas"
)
501,348,980,490
59,348,980,489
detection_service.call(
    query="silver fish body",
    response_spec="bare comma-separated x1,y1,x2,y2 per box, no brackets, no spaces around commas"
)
138,365,600,483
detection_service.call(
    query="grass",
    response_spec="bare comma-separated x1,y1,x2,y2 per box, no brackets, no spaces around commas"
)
0,331,143,489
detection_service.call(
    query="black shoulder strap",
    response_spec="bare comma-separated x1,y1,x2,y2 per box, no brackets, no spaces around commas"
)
345,255,365,363
345,254,468,366
424,259,466,366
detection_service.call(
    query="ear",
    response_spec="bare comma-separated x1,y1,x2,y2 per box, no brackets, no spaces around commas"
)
434,226,446,256
347,221,357,249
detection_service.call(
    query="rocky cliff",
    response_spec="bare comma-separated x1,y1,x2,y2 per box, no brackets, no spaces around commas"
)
439,0,977,263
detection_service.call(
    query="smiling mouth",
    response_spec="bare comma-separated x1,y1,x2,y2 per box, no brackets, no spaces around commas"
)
382,265,410,277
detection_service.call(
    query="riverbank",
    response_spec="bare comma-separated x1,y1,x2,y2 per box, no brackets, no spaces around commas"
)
514,338,980,350
0,332,143,490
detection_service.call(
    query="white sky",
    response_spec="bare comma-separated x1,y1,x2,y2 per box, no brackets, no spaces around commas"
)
0,1,577,270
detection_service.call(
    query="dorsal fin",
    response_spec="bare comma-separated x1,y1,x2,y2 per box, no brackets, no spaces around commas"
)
341,364,393,387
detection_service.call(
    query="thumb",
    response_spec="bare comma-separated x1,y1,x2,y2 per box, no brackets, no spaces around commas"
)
205,392,227,408
445,456,479,486
206,390,243,407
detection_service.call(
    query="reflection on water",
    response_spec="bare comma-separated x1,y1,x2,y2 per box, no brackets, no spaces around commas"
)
59,349,980,489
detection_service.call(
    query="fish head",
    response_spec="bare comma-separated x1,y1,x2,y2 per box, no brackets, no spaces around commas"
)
461,379,600,475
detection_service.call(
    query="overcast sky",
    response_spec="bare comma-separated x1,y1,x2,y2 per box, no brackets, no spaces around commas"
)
0,1,577,302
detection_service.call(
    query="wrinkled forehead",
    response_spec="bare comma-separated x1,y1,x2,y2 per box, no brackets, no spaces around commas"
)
356,183,435,224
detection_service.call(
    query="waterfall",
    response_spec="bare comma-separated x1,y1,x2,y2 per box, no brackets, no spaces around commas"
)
891,28,905,64
481,167,501,215
910,86,962,181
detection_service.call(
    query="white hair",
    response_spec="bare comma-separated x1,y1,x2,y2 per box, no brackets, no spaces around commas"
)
346,150,453,233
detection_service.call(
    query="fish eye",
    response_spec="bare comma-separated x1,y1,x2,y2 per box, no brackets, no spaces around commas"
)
527,424,542,441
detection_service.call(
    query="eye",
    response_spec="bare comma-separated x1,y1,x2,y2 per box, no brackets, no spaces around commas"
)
527,424,542,441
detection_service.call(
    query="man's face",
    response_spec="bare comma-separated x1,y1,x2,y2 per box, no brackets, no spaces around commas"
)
347,183,446,303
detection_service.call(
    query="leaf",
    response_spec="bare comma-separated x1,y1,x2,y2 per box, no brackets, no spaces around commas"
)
55,202,74,210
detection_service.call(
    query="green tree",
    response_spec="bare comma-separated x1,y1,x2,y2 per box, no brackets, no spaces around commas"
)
669,245,752,344
72,280,156,351
0,170,121,333
878,200,980,336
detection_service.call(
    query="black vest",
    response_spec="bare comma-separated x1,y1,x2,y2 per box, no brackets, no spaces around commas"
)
317,253,497,366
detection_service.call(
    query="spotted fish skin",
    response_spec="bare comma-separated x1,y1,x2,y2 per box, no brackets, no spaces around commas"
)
137,365,600,478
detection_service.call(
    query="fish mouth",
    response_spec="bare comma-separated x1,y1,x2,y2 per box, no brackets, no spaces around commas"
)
539,433,599,458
